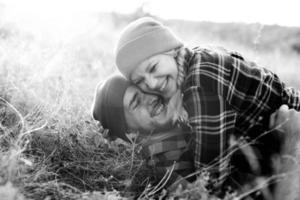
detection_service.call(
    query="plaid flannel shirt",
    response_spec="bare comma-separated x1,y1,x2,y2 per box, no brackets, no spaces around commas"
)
181,46,300,181
140,128,195,188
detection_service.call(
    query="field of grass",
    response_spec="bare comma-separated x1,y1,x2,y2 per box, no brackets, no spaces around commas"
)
1,11,300,200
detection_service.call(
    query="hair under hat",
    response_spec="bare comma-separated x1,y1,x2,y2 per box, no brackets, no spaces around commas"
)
91,74,131,142
115,17,183,78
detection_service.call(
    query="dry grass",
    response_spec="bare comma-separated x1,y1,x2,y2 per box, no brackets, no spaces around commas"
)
1,12,300,199
0,96,157,200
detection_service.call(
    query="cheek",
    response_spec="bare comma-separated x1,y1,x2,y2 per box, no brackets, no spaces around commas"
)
162,113,172,126
163,83,177,100
171,64,178,79
139,83,150,93
155,111,170,125
140,83,162,96
163,58,178,77
138,110,152,128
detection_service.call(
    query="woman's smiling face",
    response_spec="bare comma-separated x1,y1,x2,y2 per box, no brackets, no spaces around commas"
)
130,54,178,100
123,84,178,133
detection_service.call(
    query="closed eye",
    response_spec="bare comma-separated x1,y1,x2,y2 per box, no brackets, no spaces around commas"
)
130,92,141,110
129,92,138,109
134,97,140,109
149,64,157,73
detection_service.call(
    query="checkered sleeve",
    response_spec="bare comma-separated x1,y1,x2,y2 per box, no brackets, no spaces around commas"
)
183,46,300,182
140,131,194,188
223,50,300,116
195,47,300,120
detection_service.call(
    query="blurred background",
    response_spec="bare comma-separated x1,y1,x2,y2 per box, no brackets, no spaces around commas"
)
1,0,300,137
1,0,300,96
0,0,300,199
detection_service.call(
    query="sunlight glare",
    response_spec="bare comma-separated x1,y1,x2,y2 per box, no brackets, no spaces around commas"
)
0,0,299,44
0,0,144,42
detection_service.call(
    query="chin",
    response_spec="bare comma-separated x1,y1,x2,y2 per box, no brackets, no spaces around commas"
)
167,89,177,99
164,92,173,101
155,122,173,132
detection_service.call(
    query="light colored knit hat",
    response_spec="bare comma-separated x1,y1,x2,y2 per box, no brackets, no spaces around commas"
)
115,17,183,78
91,74,131,142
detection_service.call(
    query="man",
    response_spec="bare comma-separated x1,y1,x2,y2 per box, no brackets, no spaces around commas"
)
91,73,194,189
91,73,300,197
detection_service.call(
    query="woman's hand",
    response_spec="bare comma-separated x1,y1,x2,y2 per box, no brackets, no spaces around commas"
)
269,104,300,135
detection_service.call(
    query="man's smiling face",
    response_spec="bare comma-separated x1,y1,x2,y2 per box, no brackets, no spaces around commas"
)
123,84,176,133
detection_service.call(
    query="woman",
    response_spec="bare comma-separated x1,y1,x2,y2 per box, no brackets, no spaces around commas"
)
114,17,300,183
91,74,300,198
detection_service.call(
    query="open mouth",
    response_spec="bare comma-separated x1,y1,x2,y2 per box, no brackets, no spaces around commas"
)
150,96,165,117
159,77,168,93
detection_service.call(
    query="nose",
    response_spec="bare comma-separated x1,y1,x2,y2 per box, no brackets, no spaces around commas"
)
145,75,158,90
139,91,154,105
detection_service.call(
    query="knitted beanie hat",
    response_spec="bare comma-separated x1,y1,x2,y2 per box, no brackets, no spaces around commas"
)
92,74,131,142
115,17,183,78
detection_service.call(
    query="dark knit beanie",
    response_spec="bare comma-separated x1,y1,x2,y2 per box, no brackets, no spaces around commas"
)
92,74,130,142
115,17,183,78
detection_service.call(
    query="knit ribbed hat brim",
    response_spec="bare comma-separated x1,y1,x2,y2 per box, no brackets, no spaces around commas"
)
92,74,130,142
115,17,183,78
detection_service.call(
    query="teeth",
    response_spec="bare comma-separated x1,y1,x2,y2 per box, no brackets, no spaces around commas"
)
150,98,157,106
160,79,167,92
152,103,164,117
156,104,163,115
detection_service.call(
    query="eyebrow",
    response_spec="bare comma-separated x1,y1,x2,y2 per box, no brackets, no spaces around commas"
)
129,92,138,108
